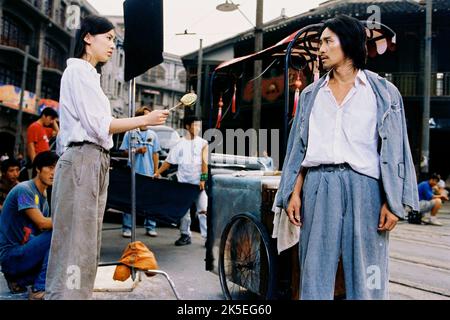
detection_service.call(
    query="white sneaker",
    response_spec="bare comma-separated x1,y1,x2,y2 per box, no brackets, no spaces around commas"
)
122,230,132,238
421,216,431,224
146,230,158,237
429,217,443,226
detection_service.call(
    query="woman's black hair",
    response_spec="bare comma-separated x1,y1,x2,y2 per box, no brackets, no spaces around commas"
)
73,15,115,61
320,15,367,69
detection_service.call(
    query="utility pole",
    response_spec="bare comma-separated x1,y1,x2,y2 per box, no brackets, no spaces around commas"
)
195,38,203,118
252,0,263,131
421,0,432,174
14,45,30,157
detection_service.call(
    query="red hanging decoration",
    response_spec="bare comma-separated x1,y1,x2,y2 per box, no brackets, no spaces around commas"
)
231,83,237,114
216,95,224,129
292,71,302,117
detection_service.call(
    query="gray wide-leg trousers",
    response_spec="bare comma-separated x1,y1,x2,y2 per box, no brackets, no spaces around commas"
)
299,164,389,300
46,144,110,300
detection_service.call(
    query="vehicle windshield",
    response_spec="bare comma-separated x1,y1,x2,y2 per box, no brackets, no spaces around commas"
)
152,128,180,150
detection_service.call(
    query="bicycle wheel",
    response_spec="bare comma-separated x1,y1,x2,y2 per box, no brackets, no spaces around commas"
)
219,213,276,300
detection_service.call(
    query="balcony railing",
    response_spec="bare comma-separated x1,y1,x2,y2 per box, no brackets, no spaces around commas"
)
24,0,57,21
381,72,450,97
0,36,39,57
0,35,27,51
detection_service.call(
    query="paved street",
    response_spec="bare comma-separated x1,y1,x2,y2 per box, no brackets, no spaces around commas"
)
388,206,450,299
1,205,449,300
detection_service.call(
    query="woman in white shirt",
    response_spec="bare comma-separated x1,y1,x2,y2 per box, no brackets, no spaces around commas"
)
45,15,169,300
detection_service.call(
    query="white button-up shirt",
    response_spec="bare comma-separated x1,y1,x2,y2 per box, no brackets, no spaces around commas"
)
301,70,380,179
57,58,114,153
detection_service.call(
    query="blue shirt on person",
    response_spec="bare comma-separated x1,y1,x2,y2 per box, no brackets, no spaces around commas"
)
120,129,161,176
0,180,49,262
418,181,434,201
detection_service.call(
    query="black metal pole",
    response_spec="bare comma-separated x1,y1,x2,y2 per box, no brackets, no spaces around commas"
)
421,0,432,174
128,78,137,281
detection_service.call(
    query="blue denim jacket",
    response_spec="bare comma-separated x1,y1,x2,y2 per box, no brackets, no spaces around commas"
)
276,70,419,219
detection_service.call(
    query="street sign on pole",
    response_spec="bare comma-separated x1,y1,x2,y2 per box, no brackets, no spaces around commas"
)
123,0,164,81
123,0,164,280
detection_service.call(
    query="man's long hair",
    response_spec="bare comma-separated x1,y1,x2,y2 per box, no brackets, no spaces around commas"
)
320,15,367,69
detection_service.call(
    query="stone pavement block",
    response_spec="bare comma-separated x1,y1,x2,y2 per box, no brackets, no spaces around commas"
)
389,282,449,300
94,266,140,292
93,272,177,300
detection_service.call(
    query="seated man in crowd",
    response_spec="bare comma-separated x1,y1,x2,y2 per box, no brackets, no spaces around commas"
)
0,158,21,213
0,151,58,299
418,173,448,226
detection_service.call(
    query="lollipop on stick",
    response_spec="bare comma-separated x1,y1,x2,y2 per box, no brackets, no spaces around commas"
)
168,93,197,111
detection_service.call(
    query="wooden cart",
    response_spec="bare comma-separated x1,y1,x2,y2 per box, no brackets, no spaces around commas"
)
207,172,345,299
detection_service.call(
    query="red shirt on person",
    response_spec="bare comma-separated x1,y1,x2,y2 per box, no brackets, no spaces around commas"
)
27,122,50,155
45,127,54,139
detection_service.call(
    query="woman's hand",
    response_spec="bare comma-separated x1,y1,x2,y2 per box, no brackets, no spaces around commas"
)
144,110,169,126
286,193,302,227
136,147,147,154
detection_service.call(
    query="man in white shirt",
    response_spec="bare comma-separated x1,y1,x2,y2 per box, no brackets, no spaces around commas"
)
284,15,410,299
155,116,208,246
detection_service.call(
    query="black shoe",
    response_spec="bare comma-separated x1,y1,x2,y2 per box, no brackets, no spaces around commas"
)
175,235,191,246
6,279,27,294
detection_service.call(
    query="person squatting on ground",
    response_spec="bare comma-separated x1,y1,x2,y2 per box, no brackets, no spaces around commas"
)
120,106,161,238
154,116,209,246
418,173,448,226
275,15,419,300
45,15,168,300
436,179,449,201
0,158,20,212
0,151,58,300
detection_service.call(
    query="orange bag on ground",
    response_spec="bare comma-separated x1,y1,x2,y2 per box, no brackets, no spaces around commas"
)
113,241,159,281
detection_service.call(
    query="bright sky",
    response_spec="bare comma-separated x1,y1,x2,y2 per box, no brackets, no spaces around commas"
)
87,0,324,56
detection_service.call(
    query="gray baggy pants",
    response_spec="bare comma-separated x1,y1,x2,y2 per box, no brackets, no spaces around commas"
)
46,144,110,300
300,164,389,300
